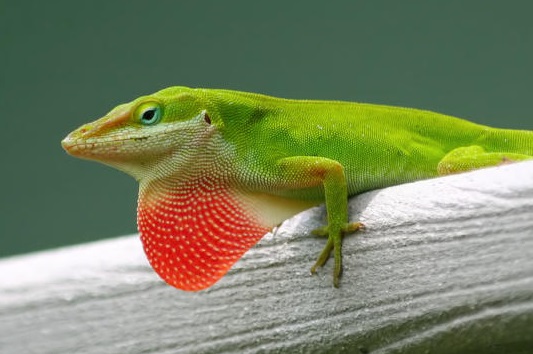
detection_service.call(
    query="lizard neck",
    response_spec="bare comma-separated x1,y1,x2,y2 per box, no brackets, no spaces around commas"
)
137,174,270,291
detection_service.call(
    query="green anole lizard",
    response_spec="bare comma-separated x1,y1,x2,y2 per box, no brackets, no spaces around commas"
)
62,87,533,291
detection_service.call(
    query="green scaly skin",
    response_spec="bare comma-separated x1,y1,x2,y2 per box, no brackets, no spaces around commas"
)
62,87,533,290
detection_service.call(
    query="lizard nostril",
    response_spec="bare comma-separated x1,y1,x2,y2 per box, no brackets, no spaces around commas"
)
76,124,96,137
79,125,92,134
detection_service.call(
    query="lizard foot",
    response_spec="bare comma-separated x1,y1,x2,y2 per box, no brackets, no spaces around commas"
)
310,221,364,287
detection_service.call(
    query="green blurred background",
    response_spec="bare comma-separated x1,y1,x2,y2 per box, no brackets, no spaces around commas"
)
1,1,532,258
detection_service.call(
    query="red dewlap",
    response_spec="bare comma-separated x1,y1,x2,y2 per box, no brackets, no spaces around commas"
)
137,178,270,291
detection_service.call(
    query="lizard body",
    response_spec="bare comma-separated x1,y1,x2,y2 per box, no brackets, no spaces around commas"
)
62,87,533,290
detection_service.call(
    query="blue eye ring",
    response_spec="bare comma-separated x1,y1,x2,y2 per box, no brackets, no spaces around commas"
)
136,102,162,125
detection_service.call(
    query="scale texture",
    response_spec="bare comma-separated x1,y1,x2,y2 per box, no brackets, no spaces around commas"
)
61,87,533,291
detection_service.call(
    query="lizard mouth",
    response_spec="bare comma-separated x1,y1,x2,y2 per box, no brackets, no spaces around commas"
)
61,121,189,157
61,134,90,156
61,134,147,159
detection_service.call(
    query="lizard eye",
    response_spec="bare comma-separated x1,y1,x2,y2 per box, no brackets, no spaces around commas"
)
136,102,162,126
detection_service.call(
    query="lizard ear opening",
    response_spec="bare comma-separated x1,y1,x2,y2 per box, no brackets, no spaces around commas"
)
203,111,212,125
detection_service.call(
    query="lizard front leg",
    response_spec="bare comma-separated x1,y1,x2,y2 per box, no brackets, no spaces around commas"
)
276,156,363,287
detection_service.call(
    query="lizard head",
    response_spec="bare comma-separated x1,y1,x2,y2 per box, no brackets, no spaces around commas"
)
63,88,274,291
62,87,217,181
